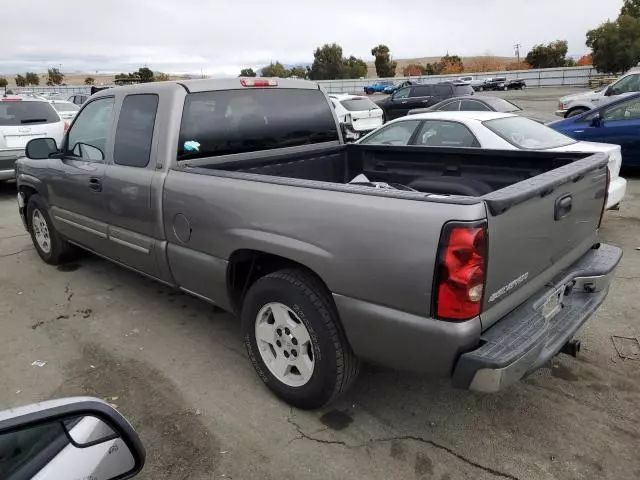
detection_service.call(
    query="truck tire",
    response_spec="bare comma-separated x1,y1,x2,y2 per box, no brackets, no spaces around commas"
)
242,269,360,409
27,194,74,265
566,108,589,118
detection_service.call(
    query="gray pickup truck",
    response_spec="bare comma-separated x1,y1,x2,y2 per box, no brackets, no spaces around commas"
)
16,78,621,409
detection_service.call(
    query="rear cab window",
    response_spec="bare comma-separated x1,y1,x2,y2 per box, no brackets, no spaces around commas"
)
0,100,59,126
177,89,338,160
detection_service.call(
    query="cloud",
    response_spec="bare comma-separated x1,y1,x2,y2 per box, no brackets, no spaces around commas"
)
0,0,624,75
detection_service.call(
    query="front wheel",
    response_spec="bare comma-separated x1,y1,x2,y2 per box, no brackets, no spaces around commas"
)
566,108,589,118
242,269,360,409
27,194,74,264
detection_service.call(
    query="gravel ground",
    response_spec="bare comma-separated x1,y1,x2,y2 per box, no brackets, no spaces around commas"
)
1,87,639,480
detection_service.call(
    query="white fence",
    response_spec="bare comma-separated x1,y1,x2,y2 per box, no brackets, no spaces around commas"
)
317,66,606,94
8,66,607,97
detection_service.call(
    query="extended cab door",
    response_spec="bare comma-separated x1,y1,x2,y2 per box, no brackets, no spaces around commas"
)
102,93,165,278
48,97,114,254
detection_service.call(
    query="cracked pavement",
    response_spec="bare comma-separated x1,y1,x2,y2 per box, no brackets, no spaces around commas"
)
1,123,640,478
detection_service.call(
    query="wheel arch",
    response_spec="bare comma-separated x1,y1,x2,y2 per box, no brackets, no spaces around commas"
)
226,249,333,316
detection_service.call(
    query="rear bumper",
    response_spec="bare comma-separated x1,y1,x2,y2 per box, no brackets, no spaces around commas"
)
0,149,22,180
452,243,622,392
607,177,627,209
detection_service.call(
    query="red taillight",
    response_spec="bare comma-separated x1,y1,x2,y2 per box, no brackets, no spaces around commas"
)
1,97,22,101
434,222,487,321
64,121,70,133
240,78,277,87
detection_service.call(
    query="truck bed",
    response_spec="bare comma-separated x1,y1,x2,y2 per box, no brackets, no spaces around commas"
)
182,143,600,206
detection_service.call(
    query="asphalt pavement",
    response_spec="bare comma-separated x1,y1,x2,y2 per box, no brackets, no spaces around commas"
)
1,87,639,480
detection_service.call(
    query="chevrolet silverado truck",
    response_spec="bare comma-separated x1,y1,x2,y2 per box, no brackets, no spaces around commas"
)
15,78,621,409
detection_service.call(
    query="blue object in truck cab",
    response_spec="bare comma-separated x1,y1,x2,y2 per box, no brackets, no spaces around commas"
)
549,91,640,167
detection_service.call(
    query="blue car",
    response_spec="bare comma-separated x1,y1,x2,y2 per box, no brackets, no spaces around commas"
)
363,81,394,95
550,92,640,166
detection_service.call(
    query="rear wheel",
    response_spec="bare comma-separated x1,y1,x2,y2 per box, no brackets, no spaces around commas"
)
242,269,360,409
478,86,484,92
27,194,74,265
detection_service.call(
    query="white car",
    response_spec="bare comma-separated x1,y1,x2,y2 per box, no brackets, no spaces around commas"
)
0,96,65,181
556,71,640,118
358,111,626,210
328,94,383,141
50,99,80,120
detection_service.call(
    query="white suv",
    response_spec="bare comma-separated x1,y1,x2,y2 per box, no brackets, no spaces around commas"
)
0,97,65,181
556,71,640,117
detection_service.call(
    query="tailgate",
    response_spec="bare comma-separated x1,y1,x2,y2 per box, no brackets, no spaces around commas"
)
480,153,609,329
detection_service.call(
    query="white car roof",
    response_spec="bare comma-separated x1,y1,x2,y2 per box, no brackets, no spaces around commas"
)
394,111,516,123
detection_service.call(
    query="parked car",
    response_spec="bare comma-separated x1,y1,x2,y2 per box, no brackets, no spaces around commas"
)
16,78,620,409
0,96,65,182
375,82,474,121
478,77,526,91
556,70,640,118
0,397,145,479
50,99,80,120
383,80,415,94
329,94,383,141
359,111,626,209
407,95,556,124
363,81,395,95
68,93,91,106
458,76,486,90
550,91,640,167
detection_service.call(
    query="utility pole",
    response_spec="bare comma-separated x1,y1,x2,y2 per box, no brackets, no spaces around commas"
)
514,44,522,64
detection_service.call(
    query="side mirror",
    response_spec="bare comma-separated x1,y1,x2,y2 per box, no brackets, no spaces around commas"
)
604,86,616,97
590,113,602,127
25,138,58,159
0,397,145,480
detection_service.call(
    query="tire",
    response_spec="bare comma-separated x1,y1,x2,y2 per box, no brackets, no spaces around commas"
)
566,108,589,118
242,269,360,409
478,86,484,92
503,86,508,91
27,194,74,265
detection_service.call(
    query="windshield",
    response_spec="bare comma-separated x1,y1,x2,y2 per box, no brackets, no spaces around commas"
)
487,97,522,112
340,97,379,111
483,116,576,150
0,101,60,126
52,102,79,112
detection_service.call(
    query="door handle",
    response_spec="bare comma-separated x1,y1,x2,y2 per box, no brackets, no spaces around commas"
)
401,101,408,104
89,177,102,192
555,194,572,220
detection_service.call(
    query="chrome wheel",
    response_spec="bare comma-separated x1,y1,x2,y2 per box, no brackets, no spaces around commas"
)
255,302,315,387
32,209,51,254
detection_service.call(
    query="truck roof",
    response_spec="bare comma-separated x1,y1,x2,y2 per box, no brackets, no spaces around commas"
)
92,77,320,97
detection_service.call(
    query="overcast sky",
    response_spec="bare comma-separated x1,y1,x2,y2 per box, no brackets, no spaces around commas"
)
0,0,624,76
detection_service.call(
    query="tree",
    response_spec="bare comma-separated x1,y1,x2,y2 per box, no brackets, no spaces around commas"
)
0,77,7,88
371,44,397,78
587,15,640,73
15,74,27,87
288,66,308,79
25,72,39,86
261,61,289,78
424,63,441,75
341,56,367,79
84,77,95,85
403,63,426,76
155,72,170,81
525,40,569,68
46,68,64,86
439,54,464,74
576,54,593,66
137,67,154,83
239,68,256,77
309,43,344,80
621,0,640,17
